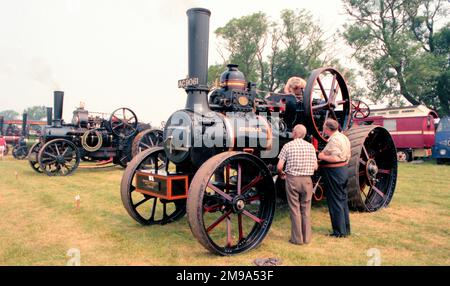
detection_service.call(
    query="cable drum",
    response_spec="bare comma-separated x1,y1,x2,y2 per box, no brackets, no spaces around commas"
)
81,129,103,152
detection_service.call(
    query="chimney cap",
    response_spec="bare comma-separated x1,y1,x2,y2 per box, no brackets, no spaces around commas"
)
187,8,211,16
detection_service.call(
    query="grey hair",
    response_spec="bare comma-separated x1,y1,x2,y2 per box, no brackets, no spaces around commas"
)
293,124,307,139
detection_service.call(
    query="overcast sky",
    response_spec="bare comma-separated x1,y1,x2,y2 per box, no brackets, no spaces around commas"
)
0,0,352,125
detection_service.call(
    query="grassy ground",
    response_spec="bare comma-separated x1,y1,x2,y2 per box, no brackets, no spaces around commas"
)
0,155,449,266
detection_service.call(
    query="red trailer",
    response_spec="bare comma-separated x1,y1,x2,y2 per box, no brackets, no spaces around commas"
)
354,105,438,161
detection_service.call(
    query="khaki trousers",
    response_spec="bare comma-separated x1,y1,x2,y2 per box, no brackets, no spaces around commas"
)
285,174,313,244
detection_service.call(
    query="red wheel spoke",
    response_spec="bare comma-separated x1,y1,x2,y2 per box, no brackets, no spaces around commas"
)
226,215,232,247
241,175,264,196
225,164,230,193
113,122,124,129
54,144,60,155
329,109,338,120
207,183,233,202
329,74,337,102
316,78,329,102
371,186,385,198
203,203,222,213
312,103,329,110
362,145,370,159
238,214,244,241
206,209,232,233
378,169,391,174
237,163,242,195
358,170,366,176
331,80,341,103
242,209,264,224
44,152,57,158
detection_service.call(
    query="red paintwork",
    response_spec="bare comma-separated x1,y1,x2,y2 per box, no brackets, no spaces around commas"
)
353,106,438,150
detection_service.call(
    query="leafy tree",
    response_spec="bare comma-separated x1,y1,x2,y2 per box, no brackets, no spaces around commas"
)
342,0,450,114
23,105,47,120
213,9,339,95
215,12,269,83
0,110,19,120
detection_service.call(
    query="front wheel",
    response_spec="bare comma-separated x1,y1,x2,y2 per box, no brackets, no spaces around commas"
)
38,139,80,176
187,151,276,255
12,145,28,160
120,147,186,225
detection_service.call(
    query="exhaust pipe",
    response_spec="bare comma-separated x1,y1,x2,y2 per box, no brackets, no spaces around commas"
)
53,91,64,126
22,113,28,137
46,107,53,126
0,116,4,136
185,8,211,114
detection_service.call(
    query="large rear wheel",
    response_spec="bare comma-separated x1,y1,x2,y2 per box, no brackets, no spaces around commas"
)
345,126,397,212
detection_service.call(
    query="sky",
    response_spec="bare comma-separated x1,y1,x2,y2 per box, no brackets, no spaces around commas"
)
0,0,352,125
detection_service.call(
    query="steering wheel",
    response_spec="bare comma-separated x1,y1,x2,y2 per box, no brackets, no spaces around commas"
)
352,100,371,119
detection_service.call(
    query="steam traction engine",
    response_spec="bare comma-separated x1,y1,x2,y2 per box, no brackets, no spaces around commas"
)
121,8,398,255
28,91,162,176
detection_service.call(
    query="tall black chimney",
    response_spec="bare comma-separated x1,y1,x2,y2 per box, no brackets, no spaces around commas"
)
0,116,3,136
46,107,53,126
185,8,211,114
53,91,64,126
22,113,28,137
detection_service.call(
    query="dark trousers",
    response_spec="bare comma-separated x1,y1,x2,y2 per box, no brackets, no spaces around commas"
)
321,166,351,236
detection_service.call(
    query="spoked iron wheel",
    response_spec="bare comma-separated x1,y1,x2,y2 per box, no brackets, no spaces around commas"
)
38,139,80,176
303,67,351,142
187,152,276,255
131,129,164,157
346,126,398,212
121,147,186,225
12,145,28,159
352,100,370,119
109,107,138,139
28,142,43,173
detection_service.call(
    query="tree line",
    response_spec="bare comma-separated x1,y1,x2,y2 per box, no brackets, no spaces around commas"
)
0,106,47,120
208,0,450,116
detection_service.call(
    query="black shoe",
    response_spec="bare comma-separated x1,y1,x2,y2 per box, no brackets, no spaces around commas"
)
326,232,347,238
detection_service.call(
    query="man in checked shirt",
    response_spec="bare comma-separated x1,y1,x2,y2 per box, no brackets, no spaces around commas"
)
277,124,318,245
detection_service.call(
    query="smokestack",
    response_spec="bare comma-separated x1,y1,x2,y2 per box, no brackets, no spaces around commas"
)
46,107,53,125
0,116,3,136
22,113,28,137
53,91,64,126
185,8,211,114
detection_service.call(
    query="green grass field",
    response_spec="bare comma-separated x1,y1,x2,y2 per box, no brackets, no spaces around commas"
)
0,155,449,265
